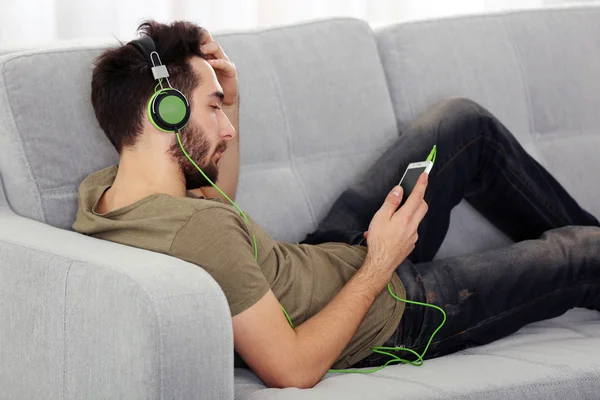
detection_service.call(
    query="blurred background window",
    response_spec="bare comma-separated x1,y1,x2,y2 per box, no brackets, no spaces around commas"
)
0,0,597,48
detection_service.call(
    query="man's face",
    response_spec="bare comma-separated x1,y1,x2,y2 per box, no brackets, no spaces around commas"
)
168,57,236,190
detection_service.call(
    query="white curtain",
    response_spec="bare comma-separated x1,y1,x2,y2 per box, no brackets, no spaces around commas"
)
0,0,594,48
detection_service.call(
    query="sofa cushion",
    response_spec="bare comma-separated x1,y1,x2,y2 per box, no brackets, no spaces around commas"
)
0,19,399,242
235,309,600,400
0,47,118,228
376,5,600,259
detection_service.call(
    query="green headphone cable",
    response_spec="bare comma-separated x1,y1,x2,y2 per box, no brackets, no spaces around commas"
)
329,288,446,373
176,130,258,260
134,36,311,343
176,131,294,327
331,144,445,373
176,125,446,374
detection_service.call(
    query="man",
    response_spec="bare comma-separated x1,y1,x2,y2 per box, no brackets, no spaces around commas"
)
73,20,600,389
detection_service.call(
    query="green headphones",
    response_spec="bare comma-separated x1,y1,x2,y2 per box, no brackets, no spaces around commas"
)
129,35,191,133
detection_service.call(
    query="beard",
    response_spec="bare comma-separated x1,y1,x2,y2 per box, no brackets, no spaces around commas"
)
168,121,226,190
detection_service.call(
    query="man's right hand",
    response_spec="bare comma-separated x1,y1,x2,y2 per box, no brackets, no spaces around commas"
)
363,173,429,282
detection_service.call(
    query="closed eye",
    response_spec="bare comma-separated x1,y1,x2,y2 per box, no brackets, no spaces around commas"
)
211,105,222,110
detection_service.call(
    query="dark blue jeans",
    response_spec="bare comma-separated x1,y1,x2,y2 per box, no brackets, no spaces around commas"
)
301,98,600,368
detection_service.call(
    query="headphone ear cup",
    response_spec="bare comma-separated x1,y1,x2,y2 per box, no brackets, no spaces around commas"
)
148,88,191,132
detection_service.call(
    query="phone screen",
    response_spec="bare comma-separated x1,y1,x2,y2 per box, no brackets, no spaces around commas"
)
399,166,427,204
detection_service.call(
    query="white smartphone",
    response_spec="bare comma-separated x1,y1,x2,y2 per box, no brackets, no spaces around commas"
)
398,161,433,205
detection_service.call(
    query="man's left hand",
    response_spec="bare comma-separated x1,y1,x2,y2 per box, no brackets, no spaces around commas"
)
201,32,238,106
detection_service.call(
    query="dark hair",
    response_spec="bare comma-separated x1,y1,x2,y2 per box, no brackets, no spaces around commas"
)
91,20,208,152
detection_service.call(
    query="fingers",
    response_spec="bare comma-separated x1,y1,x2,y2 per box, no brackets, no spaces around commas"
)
207,59,236,77
378,186,403,219
399,173,428,214
411,200,429,229
409,232,418,245
201,31,214,45
201,40,229,61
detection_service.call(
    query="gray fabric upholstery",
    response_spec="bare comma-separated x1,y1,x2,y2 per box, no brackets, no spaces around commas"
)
1,6,599,400
0,19,399,244
216,19,399,243
218,19,404,242
0,46,119,228
376,5,600,259
0,176,233,400
234,309,600,399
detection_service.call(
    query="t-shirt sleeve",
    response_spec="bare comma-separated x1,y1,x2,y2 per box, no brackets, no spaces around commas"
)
168,207,270,316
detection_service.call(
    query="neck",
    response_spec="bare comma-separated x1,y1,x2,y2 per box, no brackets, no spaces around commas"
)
103,146,186,211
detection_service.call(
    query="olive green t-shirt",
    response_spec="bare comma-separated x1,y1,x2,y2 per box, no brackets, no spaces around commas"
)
72,166,406,369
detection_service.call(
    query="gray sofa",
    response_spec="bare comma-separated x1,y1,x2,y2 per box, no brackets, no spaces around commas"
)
1,5,599,400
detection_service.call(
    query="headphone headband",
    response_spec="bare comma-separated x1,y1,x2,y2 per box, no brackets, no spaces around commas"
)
129,35,156,65
127,34,190,132
129,35,169,81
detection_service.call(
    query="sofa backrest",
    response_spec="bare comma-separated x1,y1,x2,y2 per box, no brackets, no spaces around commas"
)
0,19,398,242
376,5,600,258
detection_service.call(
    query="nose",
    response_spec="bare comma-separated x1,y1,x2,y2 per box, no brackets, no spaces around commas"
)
219,110,236,141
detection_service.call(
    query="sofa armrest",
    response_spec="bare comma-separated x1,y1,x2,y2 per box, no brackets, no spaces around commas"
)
0,205,234,400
